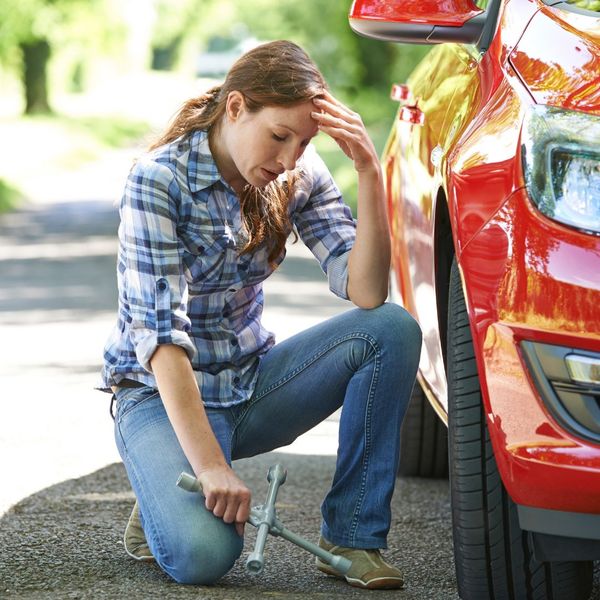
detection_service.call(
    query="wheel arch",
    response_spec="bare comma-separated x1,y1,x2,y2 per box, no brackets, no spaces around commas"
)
433,186,455,372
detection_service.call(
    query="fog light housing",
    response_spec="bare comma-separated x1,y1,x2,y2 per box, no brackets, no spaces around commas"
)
521,342,600,443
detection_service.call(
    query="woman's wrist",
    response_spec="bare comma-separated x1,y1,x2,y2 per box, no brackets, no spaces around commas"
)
355,157,382,177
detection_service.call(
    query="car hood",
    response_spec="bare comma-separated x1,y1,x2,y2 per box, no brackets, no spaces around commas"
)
509,4,600,116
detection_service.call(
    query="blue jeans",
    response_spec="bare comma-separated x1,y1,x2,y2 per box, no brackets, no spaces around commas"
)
114,303,421,585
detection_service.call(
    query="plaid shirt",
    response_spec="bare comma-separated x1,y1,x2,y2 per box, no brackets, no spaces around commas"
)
100,130,356,407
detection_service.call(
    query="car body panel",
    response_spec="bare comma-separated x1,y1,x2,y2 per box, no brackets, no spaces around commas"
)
461,187,600,511
383,0,600,515
386,43,481,407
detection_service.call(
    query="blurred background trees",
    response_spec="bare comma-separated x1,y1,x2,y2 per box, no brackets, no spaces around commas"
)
0,0,128,114
0,0,430,211
1,0,429,119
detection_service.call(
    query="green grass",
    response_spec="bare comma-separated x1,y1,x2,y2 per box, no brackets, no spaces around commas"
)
66,116,151,149
0,85,394,217
0,113,152,212
0,179,23,213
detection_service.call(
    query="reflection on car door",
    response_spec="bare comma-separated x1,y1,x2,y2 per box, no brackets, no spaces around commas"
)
390,43,480,410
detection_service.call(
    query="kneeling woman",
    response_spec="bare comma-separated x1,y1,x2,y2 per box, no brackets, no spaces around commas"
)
100,40,421,590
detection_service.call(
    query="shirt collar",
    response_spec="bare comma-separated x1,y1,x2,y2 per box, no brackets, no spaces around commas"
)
188,129,223,192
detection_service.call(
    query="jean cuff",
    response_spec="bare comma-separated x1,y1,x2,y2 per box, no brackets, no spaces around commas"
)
321,523,387,550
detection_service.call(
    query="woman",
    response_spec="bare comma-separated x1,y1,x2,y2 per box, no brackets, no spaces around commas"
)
101,40,421,589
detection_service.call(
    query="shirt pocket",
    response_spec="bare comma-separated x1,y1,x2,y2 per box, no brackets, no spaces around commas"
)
243,244,285,286
181,225,237,291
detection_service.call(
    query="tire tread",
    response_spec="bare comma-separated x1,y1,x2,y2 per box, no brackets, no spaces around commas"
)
447,259,592,600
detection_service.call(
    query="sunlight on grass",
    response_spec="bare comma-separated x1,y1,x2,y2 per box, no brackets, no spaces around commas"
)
0,71,396,212
0,179,22,213
0,112,152,207
66,116,151,149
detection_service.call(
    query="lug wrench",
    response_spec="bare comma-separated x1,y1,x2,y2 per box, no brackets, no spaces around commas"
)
176,464,352,576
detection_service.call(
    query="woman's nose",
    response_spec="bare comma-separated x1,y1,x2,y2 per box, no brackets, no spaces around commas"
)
278,146,297,171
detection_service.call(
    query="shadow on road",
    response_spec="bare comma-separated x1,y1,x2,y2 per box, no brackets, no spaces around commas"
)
0,201,120,324
0,200,346,324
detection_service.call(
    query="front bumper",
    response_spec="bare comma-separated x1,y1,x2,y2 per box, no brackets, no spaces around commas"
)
459,187,600,521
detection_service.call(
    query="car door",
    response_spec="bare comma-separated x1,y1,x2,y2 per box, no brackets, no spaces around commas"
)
386,42,480,410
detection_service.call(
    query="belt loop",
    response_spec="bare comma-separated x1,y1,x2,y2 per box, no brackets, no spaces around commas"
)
110,394,116,421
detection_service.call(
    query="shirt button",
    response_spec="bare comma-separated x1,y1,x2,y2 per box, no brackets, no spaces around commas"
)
231,339,238,346
233,376,240,385
157,280,168,291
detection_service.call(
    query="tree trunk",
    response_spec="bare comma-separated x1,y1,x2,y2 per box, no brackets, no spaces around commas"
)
20,38,52,115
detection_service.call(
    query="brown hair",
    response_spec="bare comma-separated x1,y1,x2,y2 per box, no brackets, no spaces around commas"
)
151,40,326,266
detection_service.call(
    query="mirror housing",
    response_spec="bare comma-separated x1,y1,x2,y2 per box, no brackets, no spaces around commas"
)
349,0,494,46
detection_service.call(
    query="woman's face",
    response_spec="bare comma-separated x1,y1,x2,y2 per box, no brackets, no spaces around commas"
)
222,92,319,189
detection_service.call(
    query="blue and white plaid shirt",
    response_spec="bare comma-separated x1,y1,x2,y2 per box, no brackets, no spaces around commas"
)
101,129,356,407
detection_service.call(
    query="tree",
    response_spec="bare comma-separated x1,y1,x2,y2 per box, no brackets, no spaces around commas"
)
0,0,111,115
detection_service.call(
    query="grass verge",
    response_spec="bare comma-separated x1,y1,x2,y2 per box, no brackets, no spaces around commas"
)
0,113,151,210
0,179,23,213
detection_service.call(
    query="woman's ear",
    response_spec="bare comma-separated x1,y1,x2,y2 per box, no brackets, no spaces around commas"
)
225,91,245,122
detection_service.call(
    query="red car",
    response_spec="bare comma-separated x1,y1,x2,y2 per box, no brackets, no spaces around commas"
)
349,1,600,599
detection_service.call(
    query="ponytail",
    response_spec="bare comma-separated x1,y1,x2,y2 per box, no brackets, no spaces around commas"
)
149,85,223,150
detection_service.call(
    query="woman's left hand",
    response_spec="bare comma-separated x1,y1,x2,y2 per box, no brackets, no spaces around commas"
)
311,90,379,174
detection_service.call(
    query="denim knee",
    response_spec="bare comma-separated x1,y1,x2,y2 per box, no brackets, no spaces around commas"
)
157,520,243,585
358,303,422,351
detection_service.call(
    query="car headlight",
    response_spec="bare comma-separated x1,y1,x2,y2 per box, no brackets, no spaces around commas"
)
521,106,600,235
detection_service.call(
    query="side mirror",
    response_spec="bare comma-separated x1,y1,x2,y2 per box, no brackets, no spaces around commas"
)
349,0,498,48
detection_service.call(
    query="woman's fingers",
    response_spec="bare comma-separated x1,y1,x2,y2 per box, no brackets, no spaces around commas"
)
312,109,362,137
198,466,251,537
312,91,379,172
321,89,355,115
314,96,360,126
222,488,250,524
210,494,227,518
313,112,365,154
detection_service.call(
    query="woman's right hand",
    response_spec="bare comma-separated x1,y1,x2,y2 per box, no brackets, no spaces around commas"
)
197,464,252,537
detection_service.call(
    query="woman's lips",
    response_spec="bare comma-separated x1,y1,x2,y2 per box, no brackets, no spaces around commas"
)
261,168,280,182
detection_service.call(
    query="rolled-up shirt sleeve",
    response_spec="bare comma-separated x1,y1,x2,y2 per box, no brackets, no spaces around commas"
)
293,147,356,300
119,158,196,372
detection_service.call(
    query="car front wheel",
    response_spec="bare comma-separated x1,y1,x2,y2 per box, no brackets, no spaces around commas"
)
447,258,593,600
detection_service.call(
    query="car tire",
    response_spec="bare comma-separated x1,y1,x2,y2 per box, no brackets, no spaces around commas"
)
447,258,593,600
399,382,449,478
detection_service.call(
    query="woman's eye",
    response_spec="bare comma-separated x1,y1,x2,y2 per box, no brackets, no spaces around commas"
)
272,134,286,142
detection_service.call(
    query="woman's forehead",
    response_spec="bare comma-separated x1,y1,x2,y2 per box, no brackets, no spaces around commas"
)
261,102,319,138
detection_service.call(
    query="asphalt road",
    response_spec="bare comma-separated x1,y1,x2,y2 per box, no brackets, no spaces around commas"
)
0,198,598,599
